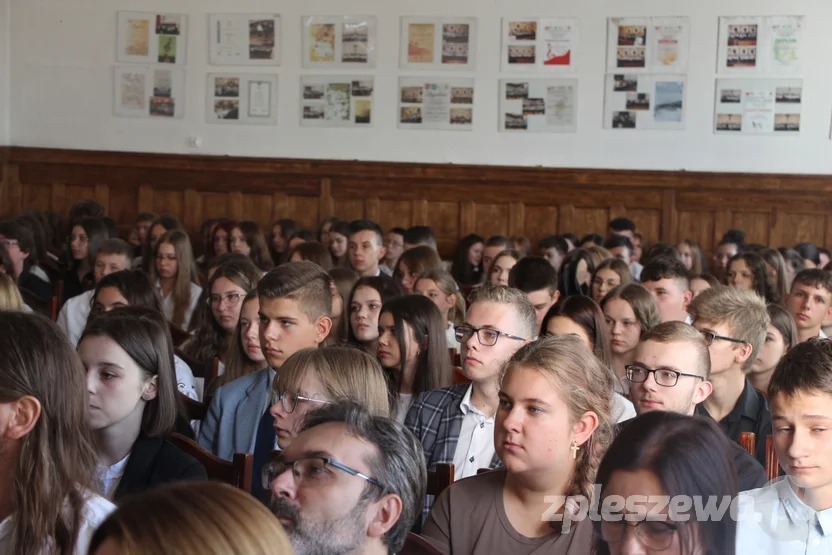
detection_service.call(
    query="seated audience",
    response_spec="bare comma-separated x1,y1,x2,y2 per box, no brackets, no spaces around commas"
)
269,218,296,263
149,230,202,331
736,339,832,553
267,401,426,555
784,268,832,342
677,238,705,275
403,226,438,252
270,346,391,450
627,321,766,491
640,255,693,323
347,276,403,354
749,304,797,395
65,217,111,300
378,295,452,422
136,214,183,272
689,285,771,467
604,235,641,281
580,233,604,248
380,227,405,275
215,290,266,391
0,219,52,300
0,312,114,555
230,220,275,272
348,220,387,277
558,248,597,298
288,241,333,270
601,284,661,395
57,238,133,346
512,235,531,257
590,258,632,306
509,256,561,331
608,216,636,241
594,411,738,555
406,283,536,520
759,247,789,302
691,273,719,298
317,216,338,245
287,229,315,253
415,269,466,351
482,236,514,277
88,482,293,555
393,245,442,294
727,251,781,304
713,230,744,283
327,220,350,268
451,233,485,286
325,267,359,345
778,247,805,292
641,242,680,268
489,249,522,286
538,235,569,273
795,242,820,269
79,307,206,501
561,233,578,252
422,335,613,554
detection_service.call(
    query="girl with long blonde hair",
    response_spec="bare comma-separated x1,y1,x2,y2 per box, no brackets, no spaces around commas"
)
149,230,202,331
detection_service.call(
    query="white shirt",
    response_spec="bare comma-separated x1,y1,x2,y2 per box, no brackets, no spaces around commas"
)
97,454,130,500
156,280,202,331
396,393,413,425
612,393,636,423
630,261,643,282
56,290,95,347
452,384,496,480
820,329,828,339
174,355,198,401
736,477,832,554
0,490,115,555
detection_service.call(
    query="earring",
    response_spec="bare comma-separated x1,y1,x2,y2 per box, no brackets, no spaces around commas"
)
571,441,580,460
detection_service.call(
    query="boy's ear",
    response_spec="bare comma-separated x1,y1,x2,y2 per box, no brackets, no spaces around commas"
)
315,316,333,344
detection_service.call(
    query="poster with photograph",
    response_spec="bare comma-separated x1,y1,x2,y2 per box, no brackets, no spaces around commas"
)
117,12,188,64
603,74,686,130
301,16,377,68
300,76,374,128
714,78,802,134
205,73,278,125
114,66,185,119
399,17,478,70
717,16,803,74
606,17,689,73
398,77,474,131
501,18,580,72
499,79,577,133
208,14,281,65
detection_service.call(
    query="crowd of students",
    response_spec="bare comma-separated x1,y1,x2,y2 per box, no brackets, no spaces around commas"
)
1,202,831,555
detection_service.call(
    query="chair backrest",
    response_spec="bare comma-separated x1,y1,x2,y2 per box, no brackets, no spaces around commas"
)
739,432,756,457
426,463,454,498
400,533,444,555
765,434,780,481
20,288,51,318
177,350,221,383
180,392,212,421
169,432,252,491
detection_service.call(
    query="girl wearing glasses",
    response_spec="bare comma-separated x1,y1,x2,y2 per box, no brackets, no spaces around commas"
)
594,411,737,555
182,259,262,367
269,346,391,450
149,230,202,331
590,259,633,305
377,295,452,423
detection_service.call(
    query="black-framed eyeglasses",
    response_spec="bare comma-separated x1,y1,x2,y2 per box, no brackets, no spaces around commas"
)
699,330,746,347
625,364,704,388
594,517,679,551
454,325,527,346
269,390,330,414
207,292,243,307
261,455,385,491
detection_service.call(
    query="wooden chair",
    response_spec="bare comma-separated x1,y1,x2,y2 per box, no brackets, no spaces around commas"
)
739,432,756,457
169,432,253,491
400,533,444,555
180,392,212,421
426,463,454,498
765,435,780,481
177,351,221,384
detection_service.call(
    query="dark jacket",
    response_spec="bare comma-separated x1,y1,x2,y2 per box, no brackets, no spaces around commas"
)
113,436,207,501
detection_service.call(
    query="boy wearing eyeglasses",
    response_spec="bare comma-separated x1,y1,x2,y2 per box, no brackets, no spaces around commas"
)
689,285,772,467
628,321,767,491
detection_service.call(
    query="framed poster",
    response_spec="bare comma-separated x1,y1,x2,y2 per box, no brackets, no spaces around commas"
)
114,66,185,119
714,79,802,134
208,14,281,65
399,17,478,70
717,16,803,74
501,18,580,72
398,77,474,131
499,79,577,133
604,74,686,130
300,76,375,128
302,16,377,68
117,12,188,65
606,17,689,73
206,73,278,125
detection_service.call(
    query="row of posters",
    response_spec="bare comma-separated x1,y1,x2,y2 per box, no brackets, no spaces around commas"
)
117,12,188,65
499,80,577,132
607,17,690,74
714,79,802,134
301,77,374,127
398,78,474,130
114,66,186,119
604,75,686,130
717,16,803,74
207,74,278,125
500,18,580,72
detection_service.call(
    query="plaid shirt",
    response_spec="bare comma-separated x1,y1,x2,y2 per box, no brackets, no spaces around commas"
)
405,383,502,524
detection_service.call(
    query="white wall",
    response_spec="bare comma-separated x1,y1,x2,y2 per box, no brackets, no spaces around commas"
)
8,0,832,173
0,0,10,144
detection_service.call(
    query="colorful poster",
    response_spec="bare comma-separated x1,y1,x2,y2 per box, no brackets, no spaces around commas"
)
205,73,278,125
604,74,686,130
606,17,689,73
301,16,377,68
717,16,803,74
398,77,474,130
400,17,478,70
114,66,185,119
208,14,280,66
300,76,374,128
499,79,577,133
117,11,188,64
501,17,580,72
714,78,802,134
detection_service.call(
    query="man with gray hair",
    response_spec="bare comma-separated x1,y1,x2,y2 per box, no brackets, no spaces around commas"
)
405,282,537,524
267,401,426,555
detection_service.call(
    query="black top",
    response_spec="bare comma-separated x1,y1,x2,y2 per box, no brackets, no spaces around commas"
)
62,268,94,302
18,269,52,301
113,436,207,501
696,379,772,468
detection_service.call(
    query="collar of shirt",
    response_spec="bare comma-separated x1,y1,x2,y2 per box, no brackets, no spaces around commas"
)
820,329,828,339
777,478,832,536
697,379,761,428
458,384,493,420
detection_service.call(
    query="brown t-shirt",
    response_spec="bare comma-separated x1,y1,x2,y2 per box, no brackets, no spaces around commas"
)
421,470,593,555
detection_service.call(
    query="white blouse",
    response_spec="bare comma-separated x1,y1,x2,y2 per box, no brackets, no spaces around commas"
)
156,280,203,330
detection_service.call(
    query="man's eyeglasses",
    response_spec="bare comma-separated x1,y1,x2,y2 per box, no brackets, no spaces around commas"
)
625,364,704,388
454,325,527,346
595,517,678,551
699,330,746,346
262,455,385,491
270,390,330,414
208,292,243,307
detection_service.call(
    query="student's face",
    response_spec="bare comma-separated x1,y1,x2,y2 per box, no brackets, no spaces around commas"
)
349,286,382,344
269,422,390,555
210,277,246,334
70,225,89,261
348,231,385,275
240,298,265,364
771,391,832,497
271,225,285,253
609,246,631,265
727,259,755,290
79,335,156,432
490,255,516,286
604,299,642,356
468,242,484,266
259,296,329,369
319,222,333,245
542,247,563,271
0,235,27,274
230,227,251,256
92,287,130,314
397,261,418,294
592,268,621,304
155,243,178,279
150,224,167,246
213,228,229,255
93,253,130,284
329,282,343,320
692,319,745,375
631,236,643,263
786,283,832,334
752,324,788,376
677,243,693,270
714,244,738,275
384,232,404,264
496,365,597,474
377,311,419,372
329,232,348,258
630,339,710,416
526,289,558,330
643,278,691,324
461,301,528,383
415,278,454,319
690,277,711,299
482,245,504,275
270,368,328,450
136,220,152,243
601,469,684,555
545,316,591,348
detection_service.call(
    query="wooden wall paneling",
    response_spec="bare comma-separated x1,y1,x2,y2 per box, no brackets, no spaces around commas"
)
109,185,139,231
411,200,428,225
558,204,575,235
626,208,662,246
137,186,154,214
22,182,51,213
378,200,413,233
181,189,203,231
473,203,510,239
458,201,476,237
364,198,381,223
777,212,826,246
227,191,244,221
508,203,525,239
713,210,734,250
660,191,677,246
732,212,771,246
676,211,715,254
573,208,610,239
271,193,290,222
523,205,558,246
286,196,319,230
318,178,334,219
64,185,96,215
240,193,274,230
94,184,109,213
328,198,363,222
426,201,460,256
